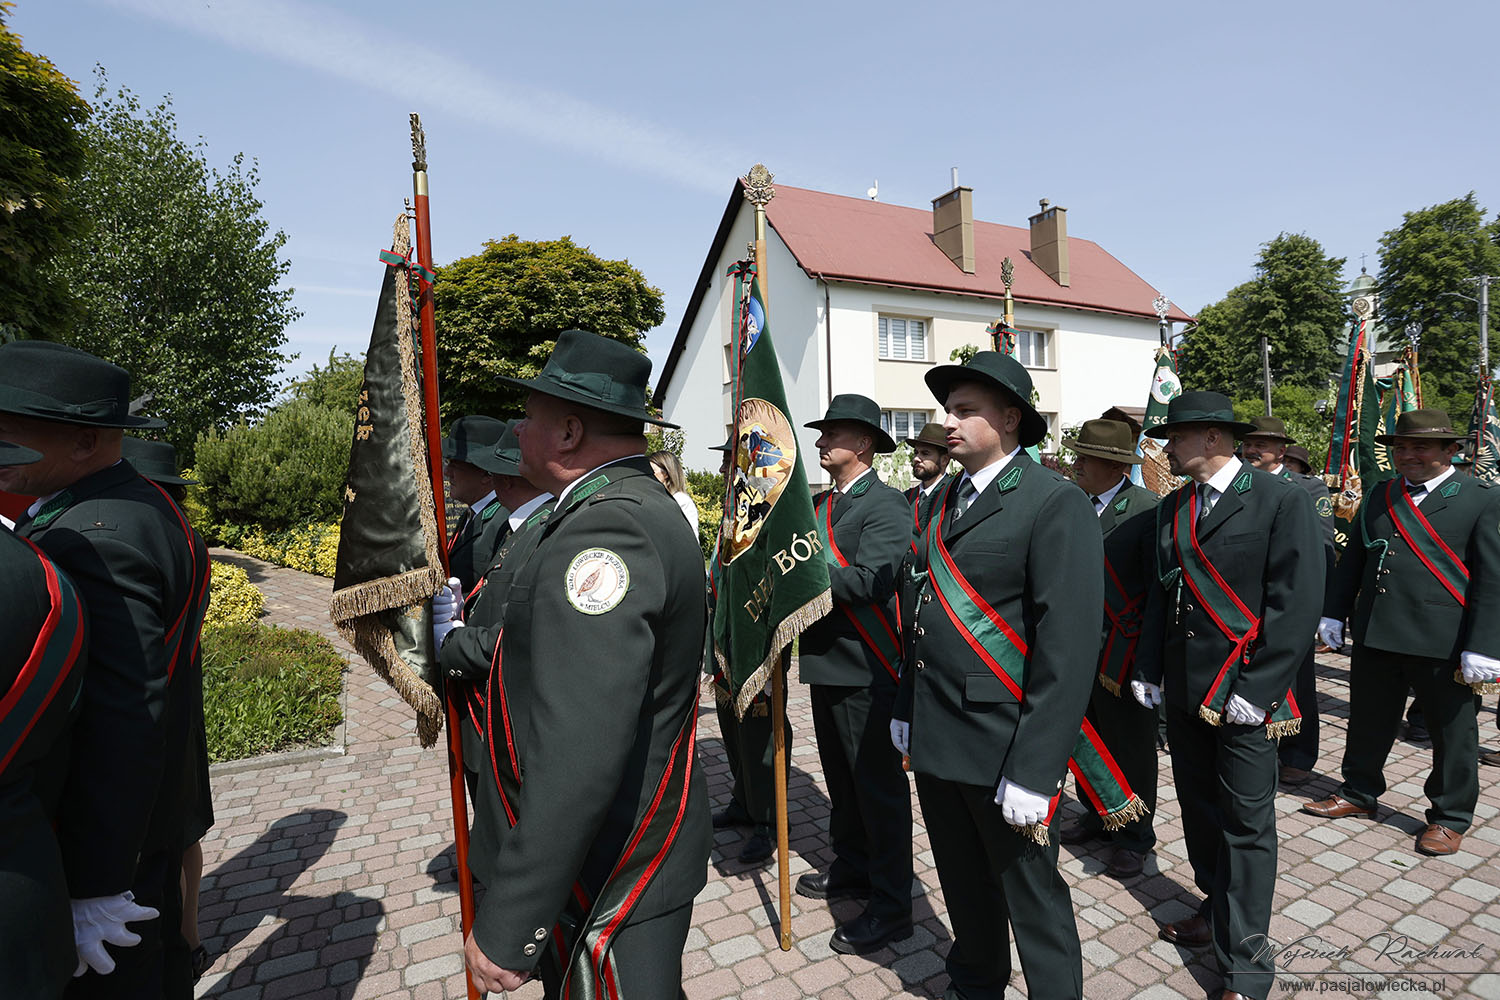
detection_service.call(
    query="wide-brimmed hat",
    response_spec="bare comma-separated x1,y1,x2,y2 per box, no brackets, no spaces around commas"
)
804,394,897,453
1244,415,1295,443
0,341,163,429
443,415,507,470
0,440,41,467
1144,391,1259,439
924,352,1048,448
1284,444,1315,474
122,437,198,485
498,329,676,428
485,419,524,477
1062,418,1143,465
1375,408,1465,445
905,422,950,452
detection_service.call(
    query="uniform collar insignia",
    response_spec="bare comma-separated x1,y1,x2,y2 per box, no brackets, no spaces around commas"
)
525,503,553,528
565,473,611,510
1113,495,1130,512
1440,480,1461,498
998,465,1023,492
848,478,871,498
1232,471,1252,494
480,498,503,521
31,490,74,529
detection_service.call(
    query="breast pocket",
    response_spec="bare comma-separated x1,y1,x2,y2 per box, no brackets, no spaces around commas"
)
963,672,1020,710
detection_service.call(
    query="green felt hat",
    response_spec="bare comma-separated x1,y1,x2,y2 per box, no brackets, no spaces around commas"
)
485,420,524,477
804,394,897,454
0,440,41,467
497,329,676,428
1244,415,1295,442
443,415,508,470
924,352,1048,448
1374,408,1465,445
121,437,198,485
905,422,950,452
1284,444,1315,474
1144,391,1258,439
0,341,164,429
1062,418,1143,465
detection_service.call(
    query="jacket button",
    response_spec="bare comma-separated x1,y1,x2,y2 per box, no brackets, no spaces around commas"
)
534,928,546,941
915,660,925,671
923,594,932,604
523,943,537,956
916,626,925,637
1185,603,1194,613
1186,630,1195,638
1377,587,1386,594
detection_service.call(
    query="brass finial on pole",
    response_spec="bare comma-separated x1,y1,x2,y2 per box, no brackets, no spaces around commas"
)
409,113,428,173
1001,256,1015,329
743,163,775,305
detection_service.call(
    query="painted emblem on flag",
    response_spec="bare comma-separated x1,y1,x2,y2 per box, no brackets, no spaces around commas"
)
1150,363,1179,405
565,548,629,615
725,397,796,563
743,295,765,353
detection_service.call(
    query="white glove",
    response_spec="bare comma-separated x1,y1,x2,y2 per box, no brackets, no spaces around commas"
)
890,719,910,755
994,777,1051,827
1460,650,1500,684
72,892,160,976
432,577,465,648
1318,617,1344,651
1224,693,1266,726
1130,679,1162,709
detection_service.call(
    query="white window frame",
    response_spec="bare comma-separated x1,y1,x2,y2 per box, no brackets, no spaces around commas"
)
877,315,929,362
880,409,931,443
1015,327,1054,369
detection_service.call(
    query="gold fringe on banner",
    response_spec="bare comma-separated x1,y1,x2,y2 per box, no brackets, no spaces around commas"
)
721,590,832,722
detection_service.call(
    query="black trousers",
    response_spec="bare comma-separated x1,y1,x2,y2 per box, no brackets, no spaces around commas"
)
66,848,189,1000
1074,679,1158,853
915,775,1082,1000
1277,645,1321,771
537,901,692,1000
1338,645,1479,831
808,681,912,920
1165,704,1278,1000
714,695,788,828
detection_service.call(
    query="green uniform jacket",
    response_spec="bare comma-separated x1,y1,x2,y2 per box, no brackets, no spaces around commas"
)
18,460,201,896
1098,483,1160,687
0,530,87,997
1282,468,1336,559
1325,472,1500,661
799,471,909,687
1137,461,1324,714
471,459,709,971
896,454,1105,794
449,496,511,596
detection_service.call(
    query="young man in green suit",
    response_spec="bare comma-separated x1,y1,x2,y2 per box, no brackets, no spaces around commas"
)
904,422,951,509
1057,418,1160,880
1304,409,1500,856
0,439,88,999
1135,392,1324,1000
0,342,205,999
894,353,1104,1000
441,414,512,598
793,393,914,955
458,331,709,999
1241,415,1335,785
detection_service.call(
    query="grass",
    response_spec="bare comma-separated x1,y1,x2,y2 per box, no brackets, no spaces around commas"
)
202,622,344,762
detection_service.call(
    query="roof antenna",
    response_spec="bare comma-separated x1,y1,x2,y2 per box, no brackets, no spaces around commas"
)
867,180,878,201
951,167,959,189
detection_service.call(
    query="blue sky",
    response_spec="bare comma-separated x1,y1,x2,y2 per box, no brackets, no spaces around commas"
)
14,0,1497,385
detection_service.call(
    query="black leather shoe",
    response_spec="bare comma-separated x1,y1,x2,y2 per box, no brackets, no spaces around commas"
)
739,829,774,864
829,911,913,955
795,870,870,900
1058,818,1103,845
712,805,752,830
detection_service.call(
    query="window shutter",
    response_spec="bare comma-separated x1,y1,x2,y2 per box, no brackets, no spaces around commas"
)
910,320,926,361
878,317,889,358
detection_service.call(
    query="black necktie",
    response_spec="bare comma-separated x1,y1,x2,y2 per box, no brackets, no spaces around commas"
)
951,478,977,523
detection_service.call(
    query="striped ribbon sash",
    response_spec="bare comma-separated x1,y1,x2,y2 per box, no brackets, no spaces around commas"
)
1097,554,1145,696
817,495,901,681
0,539,87,776
923,484,1145,841
484,632,520,828
1384,480,1469,605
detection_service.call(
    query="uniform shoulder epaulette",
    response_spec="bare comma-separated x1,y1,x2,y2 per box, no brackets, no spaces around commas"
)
849,478,871,498
1232,471,1253,494
1440,480,1461,498
998,465,1023,492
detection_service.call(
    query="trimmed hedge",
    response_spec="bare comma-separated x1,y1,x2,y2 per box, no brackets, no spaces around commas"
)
202,622,344,762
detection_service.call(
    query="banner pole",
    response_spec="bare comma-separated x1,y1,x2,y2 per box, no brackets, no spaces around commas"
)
410,114,481,1000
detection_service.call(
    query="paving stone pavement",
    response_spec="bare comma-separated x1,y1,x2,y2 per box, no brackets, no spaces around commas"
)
197,551,1500,999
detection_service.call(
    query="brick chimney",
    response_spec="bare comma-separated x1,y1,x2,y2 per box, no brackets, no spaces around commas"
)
932,173,974,274
1028,198,1069,286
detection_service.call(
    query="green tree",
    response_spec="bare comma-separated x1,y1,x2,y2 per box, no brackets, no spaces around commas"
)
1180,233,1347,398
433,235,665,420
1376,193,1500,418
0,5,90,338
44,75,300,459
285,349,365,415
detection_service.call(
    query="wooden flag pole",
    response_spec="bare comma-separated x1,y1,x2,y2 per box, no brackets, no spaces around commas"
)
745,165,793,950
410,114,482,1000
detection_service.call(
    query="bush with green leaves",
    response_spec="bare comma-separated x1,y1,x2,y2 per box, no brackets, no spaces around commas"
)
203,561,264,630
201,622,343,762
194,398,351,532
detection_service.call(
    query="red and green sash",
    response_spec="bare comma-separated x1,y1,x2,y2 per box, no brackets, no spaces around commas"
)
1097,553,1145,696
817,494,901,682
921,482,1146,842
0,539,87,777
1380,479,1468,605
1169,487,1300,736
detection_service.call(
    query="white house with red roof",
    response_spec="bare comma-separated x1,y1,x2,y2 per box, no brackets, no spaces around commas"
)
654,179,1194,482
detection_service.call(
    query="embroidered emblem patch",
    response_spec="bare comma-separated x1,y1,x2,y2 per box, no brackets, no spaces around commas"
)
998,467,1022,492
849,479,871,498
1114,496,1129,513
569,475,609,507
1315,497,1333,517
1232,472,1252,494
565,548,629,615
1440,481,1460,498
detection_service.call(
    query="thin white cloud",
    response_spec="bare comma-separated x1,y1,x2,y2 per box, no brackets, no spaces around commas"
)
100,0,739,193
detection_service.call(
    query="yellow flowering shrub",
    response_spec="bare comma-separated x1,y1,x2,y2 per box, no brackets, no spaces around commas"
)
232,521,341,578
204,561,265,630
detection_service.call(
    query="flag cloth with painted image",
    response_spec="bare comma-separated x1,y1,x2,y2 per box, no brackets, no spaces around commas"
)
1135,345,1183,495
713,258,832,717
1470,377,1500,483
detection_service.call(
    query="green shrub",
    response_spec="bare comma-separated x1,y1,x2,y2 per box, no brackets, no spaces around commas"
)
203,561,264,629
194,399,351,531
202,622,344,762
231,520,341,577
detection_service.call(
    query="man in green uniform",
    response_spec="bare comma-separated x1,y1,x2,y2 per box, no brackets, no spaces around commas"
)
1240,415,1335,785
1136,392,1323,1000
0,342,205,999
441,415,511,599
435,420,554,853
794,394,913,955
460,330,709,999
893,353,1102,999
1057,418,1160,879
1303,409,1500,856
904,422,950,510
0,439,88,999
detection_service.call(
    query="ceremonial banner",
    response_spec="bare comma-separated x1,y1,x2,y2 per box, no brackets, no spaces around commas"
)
1136,345,1183,496
1470,376,1500,483
1373,346,1421,477
714,259,832,717
329,216,447,746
